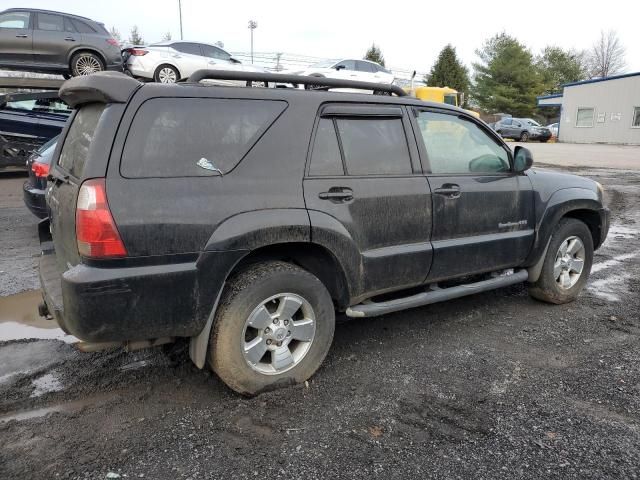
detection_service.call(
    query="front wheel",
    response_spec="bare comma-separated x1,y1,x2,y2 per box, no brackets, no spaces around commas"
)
209,261,335,395
529,218,594,304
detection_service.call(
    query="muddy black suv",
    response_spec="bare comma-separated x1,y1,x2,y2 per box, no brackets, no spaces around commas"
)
39,71,609,395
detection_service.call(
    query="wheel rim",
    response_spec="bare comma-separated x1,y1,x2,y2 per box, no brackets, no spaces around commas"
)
242,293,316,375
158,68,177,83
521,133,528,141
76,55,101,75
554,235,585,290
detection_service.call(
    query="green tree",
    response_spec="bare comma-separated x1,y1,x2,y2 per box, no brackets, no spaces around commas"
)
536,46,586,94
128,25,144,46
364,43,385,67
472,33,543,116
426,44,470,105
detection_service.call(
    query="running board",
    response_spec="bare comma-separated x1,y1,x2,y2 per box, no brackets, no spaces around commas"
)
345,269,529,318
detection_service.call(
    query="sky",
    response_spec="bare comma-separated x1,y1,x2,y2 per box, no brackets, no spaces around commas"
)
4,0,639,74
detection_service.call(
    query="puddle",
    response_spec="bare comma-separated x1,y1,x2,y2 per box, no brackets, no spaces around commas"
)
592,252,640,273
30,372,63,398
0,290,77,343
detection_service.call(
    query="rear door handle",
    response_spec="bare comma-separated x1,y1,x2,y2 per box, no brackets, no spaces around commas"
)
16,34,28,38
319,188,353,202
434,184,461,199
64,37,76,41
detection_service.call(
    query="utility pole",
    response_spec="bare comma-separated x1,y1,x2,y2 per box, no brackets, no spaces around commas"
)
178,0,183,40
248,20,257,64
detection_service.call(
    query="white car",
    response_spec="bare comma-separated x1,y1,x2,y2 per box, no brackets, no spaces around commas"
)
123,41,267,84
290,59,394,88
547,123,559,137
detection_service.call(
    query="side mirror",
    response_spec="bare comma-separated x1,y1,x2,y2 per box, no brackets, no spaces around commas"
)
335,65,345,71
513,146,533,172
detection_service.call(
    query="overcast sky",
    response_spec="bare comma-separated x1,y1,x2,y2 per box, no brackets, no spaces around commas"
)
5,0,639,74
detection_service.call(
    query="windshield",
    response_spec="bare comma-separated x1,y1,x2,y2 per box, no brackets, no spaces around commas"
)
443,94,458,106
524,119,540,127
310,60,337,69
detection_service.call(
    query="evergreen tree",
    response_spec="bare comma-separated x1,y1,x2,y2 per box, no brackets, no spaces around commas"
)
426,44,470,105
536,46,586,94
472,33,542,116
128,26,144,46
364,44,385,67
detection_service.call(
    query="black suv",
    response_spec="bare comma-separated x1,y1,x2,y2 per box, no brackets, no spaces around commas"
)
0,8,122,77
39,71,609,395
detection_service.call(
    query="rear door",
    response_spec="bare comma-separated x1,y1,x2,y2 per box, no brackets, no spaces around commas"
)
32,12,76,67
304,104,432,299
0,10,33,64
411,108,535,281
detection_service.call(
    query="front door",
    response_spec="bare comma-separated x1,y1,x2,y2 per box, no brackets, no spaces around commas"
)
412,108,535,282
303,104,432,300
0,10,33,64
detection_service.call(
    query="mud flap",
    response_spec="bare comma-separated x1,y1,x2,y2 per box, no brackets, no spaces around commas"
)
527,237,551,283
189,289,223,369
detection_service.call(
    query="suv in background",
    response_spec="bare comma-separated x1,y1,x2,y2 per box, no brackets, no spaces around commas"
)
0,8,122,77
494,117,552,142
40,71,609,395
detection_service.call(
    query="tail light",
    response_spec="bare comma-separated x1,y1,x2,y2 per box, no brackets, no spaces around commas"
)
127,48,148,56
76,178,127,258
106,38,120,47
31,161,49,178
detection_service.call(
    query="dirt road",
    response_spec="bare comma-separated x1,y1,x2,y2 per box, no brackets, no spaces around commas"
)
1,156,638,479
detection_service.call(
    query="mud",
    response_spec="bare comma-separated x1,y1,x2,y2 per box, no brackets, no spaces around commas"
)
0,163,639,479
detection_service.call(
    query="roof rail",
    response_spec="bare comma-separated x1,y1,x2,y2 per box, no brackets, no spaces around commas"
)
187,69,407,96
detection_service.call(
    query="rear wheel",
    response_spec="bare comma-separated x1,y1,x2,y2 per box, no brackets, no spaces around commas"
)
71,52,104,76
154,64,180,83
209,261,335,395
520,131,529,142
529,218,594,304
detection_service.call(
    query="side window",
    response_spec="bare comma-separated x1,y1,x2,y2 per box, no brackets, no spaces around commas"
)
121,98,286,178
356,61,375,73
202,44,230,61
58,103,105,178
63,17,76,33
335,60,356,71
309,119,343,176
416,111,510,175
173,42,202,55
335,118,412,176
71,19,96,33
36,13,64,32
0,11,30,29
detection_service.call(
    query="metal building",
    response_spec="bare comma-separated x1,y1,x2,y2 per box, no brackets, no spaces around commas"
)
537,72,640,145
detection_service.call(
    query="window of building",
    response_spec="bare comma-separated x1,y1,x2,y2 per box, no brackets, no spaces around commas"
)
335,118,412,176
309,119,343,176
576,108,595,127
632,107,640,128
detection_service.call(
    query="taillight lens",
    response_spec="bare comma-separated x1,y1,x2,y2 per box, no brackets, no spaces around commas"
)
127,48,148,56
31,161,49,178
76,178,127,258
106,38,119,46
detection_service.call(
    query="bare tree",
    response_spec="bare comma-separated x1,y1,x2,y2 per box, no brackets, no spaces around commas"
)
587,30,626,78
162,31,172,41
109,26,121,45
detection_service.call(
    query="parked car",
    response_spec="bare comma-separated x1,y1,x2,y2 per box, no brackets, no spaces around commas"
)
0,8,122,77
0,92,70,172
23,135,57,218
289,58,394,88
547,123,559,137
40,71,609,395
122,41,268,84
494,117,552,142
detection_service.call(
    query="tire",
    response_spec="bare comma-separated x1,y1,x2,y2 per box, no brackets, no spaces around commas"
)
154,64,180,83
62,73,71,80
529,218,594,304
520,131,529,142
209,261,335,395
540,138,549,143
71,52,104,77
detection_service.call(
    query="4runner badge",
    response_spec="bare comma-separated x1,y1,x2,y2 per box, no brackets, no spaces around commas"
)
196,157,222,175
498,220,528,229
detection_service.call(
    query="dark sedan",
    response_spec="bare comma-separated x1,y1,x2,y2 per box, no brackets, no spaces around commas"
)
23,135,57,218
0,91,70,171
494,117,552,142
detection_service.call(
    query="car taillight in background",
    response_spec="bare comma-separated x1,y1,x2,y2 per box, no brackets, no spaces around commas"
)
106,38,120,47
31,161,49,178
76,178,127,258
126,48,148,56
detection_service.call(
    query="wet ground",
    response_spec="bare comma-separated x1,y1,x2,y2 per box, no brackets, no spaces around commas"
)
0,149,639,479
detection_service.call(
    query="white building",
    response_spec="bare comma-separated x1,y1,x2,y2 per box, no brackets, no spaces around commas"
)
537,72,640,145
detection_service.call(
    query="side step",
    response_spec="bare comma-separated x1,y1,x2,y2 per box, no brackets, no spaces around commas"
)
345,269,528,318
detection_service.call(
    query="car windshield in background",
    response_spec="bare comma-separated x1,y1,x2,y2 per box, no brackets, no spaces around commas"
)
443,94,457,106
3,98,71,115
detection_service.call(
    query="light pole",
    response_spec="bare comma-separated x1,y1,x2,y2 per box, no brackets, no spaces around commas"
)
178,0,183,40
248,20,257,64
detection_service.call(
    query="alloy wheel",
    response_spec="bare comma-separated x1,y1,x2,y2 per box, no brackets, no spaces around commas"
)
158,68,177,83
76,55,102,75
554,235,585,289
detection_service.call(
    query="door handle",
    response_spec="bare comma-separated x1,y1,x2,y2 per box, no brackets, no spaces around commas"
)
15,34,28,38
319,188,353,202
434,184,461,199
64,37,76,41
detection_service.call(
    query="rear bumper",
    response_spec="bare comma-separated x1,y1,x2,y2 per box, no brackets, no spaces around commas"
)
39,244,246,343
23,181,48,218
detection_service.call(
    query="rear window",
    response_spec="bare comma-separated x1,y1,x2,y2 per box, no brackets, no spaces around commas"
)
58,104,105,178
121,98,287,178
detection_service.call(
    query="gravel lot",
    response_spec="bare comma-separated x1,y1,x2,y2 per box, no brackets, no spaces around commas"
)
1,144,638,479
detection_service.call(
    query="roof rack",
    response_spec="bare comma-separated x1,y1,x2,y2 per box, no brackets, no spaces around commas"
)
187,69,407,96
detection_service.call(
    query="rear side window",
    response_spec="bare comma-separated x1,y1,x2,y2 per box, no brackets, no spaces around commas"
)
173,43,202,55
71,19,96,34
121,98,287,178
309,119,343,176
58,104,105,178
335,118,412,175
